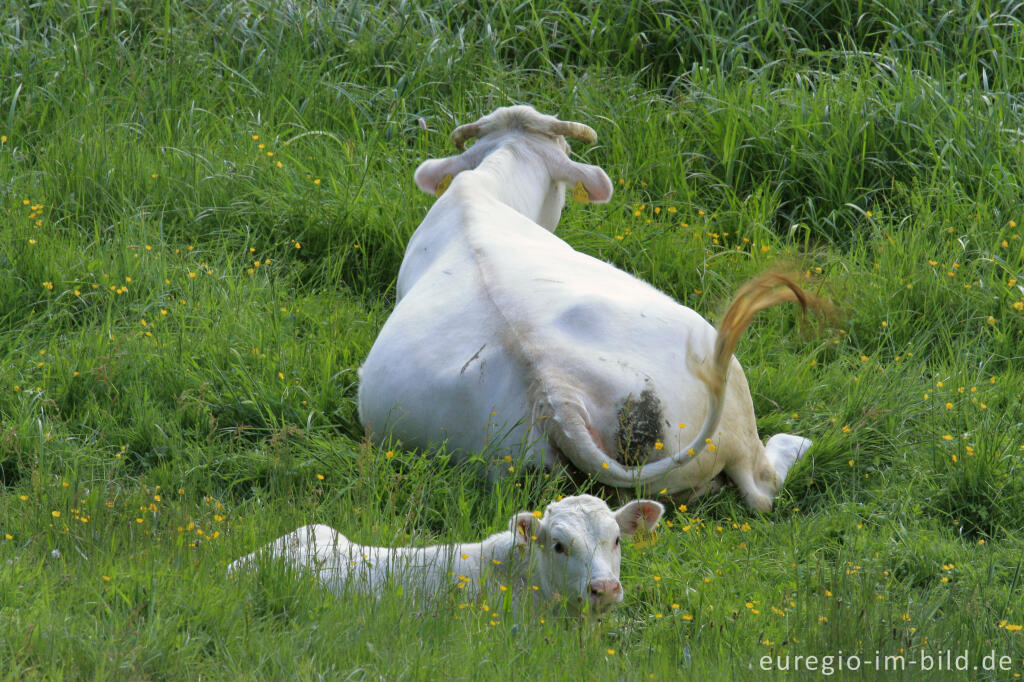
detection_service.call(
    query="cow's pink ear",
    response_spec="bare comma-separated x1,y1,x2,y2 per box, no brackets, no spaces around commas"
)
546,153,614,204
414,144,490,196
510,511,541,547
614,500,664,536
414,156,461,195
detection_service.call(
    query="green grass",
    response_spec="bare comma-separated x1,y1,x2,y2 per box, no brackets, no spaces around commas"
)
2,0,1023,679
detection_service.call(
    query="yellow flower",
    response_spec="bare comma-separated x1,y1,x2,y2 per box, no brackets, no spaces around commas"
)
653,440,664,450
316,473,325,480
42,281,54,290
314,178,321,185
51,510,60,518
601,461,610,469
385,450,395,459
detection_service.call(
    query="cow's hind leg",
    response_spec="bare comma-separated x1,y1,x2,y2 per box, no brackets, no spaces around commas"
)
725,434,811,511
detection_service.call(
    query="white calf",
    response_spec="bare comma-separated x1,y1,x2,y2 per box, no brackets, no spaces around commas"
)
228,494,664,614
358,105,829,510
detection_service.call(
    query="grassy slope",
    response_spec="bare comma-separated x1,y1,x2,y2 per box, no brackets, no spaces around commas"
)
1,0,1022,679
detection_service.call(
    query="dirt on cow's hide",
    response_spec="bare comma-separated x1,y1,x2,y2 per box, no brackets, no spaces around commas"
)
614,389,664,466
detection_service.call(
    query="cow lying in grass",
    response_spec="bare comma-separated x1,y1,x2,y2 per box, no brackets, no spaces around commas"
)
358,105,831,510
228,494,663,614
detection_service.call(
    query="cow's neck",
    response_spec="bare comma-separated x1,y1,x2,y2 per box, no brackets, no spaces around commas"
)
449,530,528,585
471,144,554,227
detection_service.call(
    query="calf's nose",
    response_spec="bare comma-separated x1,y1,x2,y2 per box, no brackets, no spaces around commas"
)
588,579,622,606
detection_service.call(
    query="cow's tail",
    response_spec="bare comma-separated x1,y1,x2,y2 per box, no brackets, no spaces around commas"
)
536,271,832,491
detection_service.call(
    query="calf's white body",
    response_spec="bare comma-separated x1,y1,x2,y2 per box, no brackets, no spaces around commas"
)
229,494,663,613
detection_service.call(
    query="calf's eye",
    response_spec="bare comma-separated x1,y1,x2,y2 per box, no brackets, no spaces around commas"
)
553,541,566,554
614,536,620,548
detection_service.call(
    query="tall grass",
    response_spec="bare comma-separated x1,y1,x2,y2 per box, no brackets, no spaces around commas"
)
1,0,1023,679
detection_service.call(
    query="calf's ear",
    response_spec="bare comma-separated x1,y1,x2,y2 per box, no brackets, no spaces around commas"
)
510,511,542,548
614,500,665,537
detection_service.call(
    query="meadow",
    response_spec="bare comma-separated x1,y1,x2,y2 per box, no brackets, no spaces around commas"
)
1,0,1022,678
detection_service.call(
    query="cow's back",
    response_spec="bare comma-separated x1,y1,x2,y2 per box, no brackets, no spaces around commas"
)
358,198,730,466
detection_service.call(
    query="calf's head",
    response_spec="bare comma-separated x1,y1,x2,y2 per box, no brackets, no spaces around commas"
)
413,105,614,231
511,494,664,613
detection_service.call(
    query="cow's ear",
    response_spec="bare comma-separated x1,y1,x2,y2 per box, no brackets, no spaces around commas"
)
544,150,614,204
614,500,664,537
510,511,542,548
414,145,489,196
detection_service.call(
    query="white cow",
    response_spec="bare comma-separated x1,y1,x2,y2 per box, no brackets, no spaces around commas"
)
228,494,664,614
358,105,828,510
